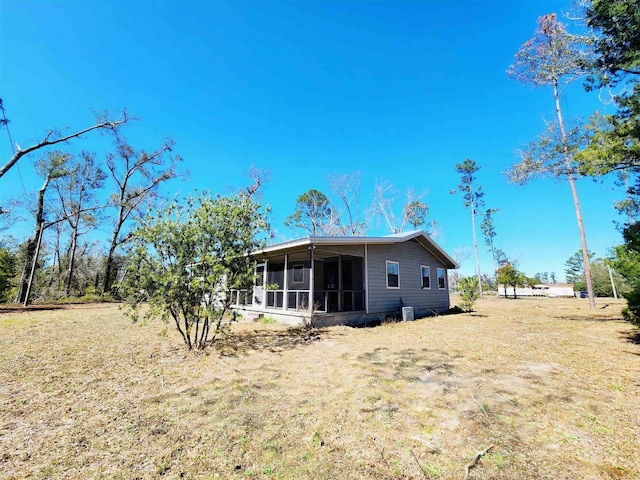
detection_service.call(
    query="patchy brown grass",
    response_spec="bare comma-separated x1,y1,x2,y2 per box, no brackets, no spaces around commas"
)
1,297,638,479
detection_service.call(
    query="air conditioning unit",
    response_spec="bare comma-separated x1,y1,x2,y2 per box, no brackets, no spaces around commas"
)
402,306,414,321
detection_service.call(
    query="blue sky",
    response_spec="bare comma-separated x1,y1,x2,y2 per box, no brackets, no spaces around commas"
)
0,1,625,280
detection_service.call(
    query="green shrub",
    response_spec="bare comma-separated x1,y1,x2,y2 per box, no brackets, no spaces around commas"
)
621,287,640,327
0,248,17,303
458,276,480,312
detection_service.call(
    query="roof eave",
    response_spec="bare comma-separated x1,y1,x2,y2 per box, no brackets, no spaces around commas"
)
252,230,459,269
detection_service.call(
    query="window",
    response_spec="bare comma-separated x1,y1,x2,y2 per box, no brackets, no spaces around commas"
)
421,266,430,289
386,261,399,288
437,268,446,289
292,264,304,283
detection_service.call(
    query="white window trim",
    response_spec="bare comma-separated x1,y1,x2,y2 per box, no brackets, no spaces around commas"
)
386,260,400,289
420,265,431,289
292,264,304,284
437,267,446,290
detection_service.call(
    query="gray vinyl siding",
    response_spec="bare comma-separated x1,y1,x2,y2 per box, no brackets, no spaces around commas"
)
366,239,450,316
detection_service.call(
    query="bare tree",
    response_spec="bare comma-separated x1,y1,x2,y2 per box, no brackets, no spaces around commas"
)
46,219,65,291
52,151,107,296
328,172,367,235
371,180,432,235
102,129,180,294
242,165,271,200
507,13,596,309
15,152,72,304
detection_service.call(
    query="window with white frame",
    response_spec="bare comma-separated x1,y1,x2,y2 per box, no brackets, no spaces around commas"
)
386,261,399,288
421,265,430,289
437,267,446,289
292,264,304,283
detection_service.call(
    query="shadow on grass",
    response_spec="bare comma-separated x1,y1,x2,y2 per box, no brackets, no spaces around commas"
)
0,304,66,314
355,347,461,383
352,307,474,329
620,330,640,345
217,327,328,357
553,314,625,323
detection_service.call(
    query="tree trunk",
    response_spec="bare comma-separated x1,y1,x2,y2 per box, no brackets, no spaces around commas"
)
470,199,484,298
103,171,129,294
47,249,58,289
103,197,125,294
16,178,49,304
607,266,618,299
553,79,596,310
52,224,63,288
103,241,118,294
65,224,78,296
23,225,44,307
490,242,497,281
15,238,36,303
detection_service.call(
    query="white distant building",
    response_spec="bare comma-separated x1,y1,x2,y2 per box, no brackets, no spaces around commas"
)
498,284,574,298
540,284,575,298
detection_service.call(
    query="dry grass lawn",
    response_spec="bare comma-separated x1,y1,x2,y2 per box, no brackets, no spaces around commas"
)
1,296,639,479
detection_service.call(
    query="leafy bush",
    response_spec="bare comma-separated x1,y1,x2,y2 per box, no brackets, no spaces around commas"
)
0,247,17,303
621,288,640,327
609,224,640,326
121,192,268,350
55,293,115,304
458,276,480,312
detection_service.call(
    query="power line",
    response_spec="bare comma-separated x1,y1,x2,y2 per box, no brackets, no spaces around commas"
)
1,98,29,201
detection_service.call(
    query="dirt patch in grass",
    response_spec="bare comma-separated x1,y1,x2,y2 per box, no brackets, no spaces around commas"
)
1,297,638,479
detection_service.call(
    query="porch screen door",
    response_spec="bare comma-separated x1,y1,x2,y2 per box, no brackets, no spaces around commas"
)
254,263,266,306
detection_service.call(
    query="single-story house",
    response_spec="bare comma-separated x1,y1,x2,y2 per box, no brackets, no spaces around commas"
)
229,230,458,326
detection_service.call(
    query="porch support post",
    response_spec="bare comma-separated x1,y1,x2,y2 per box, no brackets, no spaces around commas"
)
283,254,289,311
364,244,369,314
263,259,268,307
338,254,343,312
309,246,315,314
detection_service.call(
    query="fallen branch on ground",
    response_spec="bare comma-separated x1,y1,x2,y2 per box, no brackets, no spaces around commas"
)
409,449,430,479
464,444,494,480
409,435,441,454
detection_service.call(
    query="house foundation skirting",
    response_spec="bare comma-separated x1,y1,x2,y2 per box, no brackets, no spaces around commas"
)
232,305,449,327
232,305,382,327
